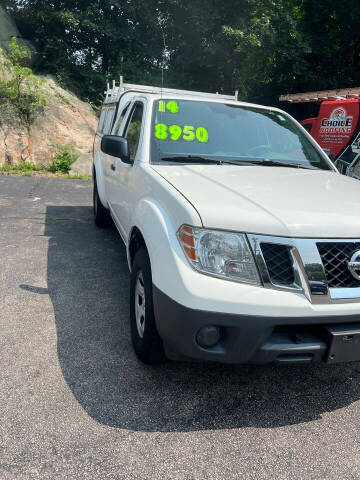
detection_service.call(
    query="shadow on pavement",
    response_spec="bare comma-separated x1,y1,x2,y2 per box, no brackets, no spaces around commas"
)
34,205,360,431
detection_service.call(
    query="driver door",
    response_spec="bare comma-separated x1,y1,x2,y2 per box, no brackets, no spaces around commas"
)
109,100,145,237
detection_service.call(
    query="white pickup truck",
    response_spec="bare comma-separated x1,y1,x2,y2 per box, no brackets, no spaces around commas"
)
93,79,360,365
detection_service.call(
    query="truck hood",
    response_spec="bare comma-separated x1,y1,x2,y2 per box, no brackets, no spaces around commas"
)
151,164,360,238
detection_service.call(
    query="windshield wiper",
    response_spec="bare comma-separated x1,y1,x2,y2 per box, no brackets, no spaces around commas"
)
160,155,316,169
239,158,316,170
160,155,241,165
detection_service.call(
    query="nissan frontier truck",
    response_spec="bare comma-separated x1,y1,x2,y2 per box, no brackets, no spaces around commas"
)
92,79,360,365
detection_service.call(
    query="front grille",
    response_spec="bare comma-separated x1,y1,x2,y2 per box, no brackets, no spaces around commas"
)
261,243,295,286
317,242,360,288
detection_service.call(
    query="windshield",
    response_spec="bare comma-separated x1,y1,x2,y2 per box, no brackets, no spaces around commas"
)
151,99,331,170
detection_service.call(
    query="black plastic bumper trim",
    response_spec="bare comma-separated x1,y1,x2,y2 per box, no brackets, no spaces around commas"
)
152,285,360,364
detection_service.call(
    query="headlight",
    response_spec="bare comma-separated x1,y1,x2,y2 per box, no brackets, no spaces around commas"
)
178,225,261,285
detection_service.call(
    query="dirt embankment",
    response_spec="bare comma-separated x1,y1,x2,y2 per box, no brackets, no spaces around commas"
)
0,49,98,165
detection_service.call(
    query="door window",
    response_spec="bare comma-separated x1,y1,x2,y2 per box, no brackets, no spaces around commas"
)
104,108,115,134
98,109,107,133
125,102,144,162
113,102,131,136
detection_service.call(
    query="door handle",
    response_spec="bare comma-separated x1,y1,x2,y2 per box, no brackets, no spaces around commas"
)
110,163,116,171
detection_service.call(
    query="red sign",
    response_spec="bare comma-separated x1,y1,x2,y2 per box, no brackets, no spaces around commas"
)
301,99,359,158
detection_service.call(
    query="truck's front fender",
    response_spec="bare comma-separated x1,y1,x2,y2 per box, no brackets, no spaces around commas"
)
128,197,194,294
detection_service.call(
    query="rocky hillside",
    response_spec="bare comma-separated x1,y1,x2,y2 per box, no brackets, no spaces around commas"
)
0,46,98,165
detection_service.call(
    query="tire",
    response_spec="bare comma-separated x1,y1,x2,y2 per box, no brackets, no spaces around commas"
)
130,248,166,364
93,178,112,228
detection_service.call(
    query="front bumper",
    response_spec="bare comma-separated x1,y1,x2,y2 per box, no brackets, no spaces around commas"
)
153,285,360,364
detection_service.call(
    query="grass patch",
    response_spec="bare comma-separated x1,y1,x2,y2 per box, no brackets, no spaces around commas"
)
0,141,89,179
0,162,91,180
0,161,43,172
60,173,91,180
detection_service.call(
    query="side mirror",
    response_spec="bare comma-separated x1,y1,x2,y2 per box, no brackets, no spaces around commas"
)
101,135,130,164
323,148,336,163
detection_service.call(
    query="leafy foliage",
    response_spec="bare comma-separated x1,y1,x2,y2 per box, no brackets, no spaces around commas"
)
0,160,90,179
5,0,165,103
49,141,79,173
3,0,360,118
0,161,43,172
0,37,46,126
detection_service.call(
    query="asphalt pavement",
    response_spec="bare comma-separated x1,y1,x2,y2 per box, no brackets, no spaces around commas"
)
1,175,360,479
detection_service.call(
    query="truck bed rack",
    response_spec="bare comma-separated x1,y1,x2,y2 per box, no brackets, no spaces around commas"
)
103,76,238,104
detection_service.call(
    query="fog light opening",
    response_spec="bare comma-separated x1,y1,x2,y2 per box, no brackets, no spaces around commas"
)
196,326,222,348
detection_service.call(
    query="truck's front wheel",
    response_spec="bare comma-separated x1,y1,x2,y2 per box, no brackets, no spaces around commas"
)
130,248,165,364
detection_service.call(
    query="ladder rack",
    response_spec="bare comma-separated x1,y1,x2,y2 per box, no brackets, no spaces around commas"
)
280,87,360,103
103,76,238,104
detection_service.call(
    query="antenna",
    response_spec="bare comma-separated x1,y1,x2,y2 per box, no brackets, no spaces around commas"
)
158,15,168,97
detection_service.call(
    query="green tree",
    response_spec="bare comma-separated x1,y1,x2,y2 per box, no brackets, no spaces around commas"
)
159,0,310,105
5,0,165,103
4,0,360,114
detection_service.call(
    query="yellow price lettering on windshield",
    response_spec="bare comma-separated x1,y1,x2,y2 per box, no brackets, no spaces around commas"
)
158,101,179,113
183,125,195,141
155,123,168,139
166,101,179,113
154,124,209,143
169,124,182,140
196,126,209,143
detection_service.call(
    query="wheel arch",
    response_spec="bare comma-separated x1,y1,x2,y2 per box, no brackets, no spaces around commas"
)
126,197,180,280
126,191,202,295
128,226,150,271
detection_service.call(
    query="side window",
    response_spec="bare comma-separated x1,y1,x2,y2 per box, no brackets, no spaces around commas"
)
101,109,109,134
98,110,106,133
104,108,115,134
114,102,130,136
125,102,144,162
